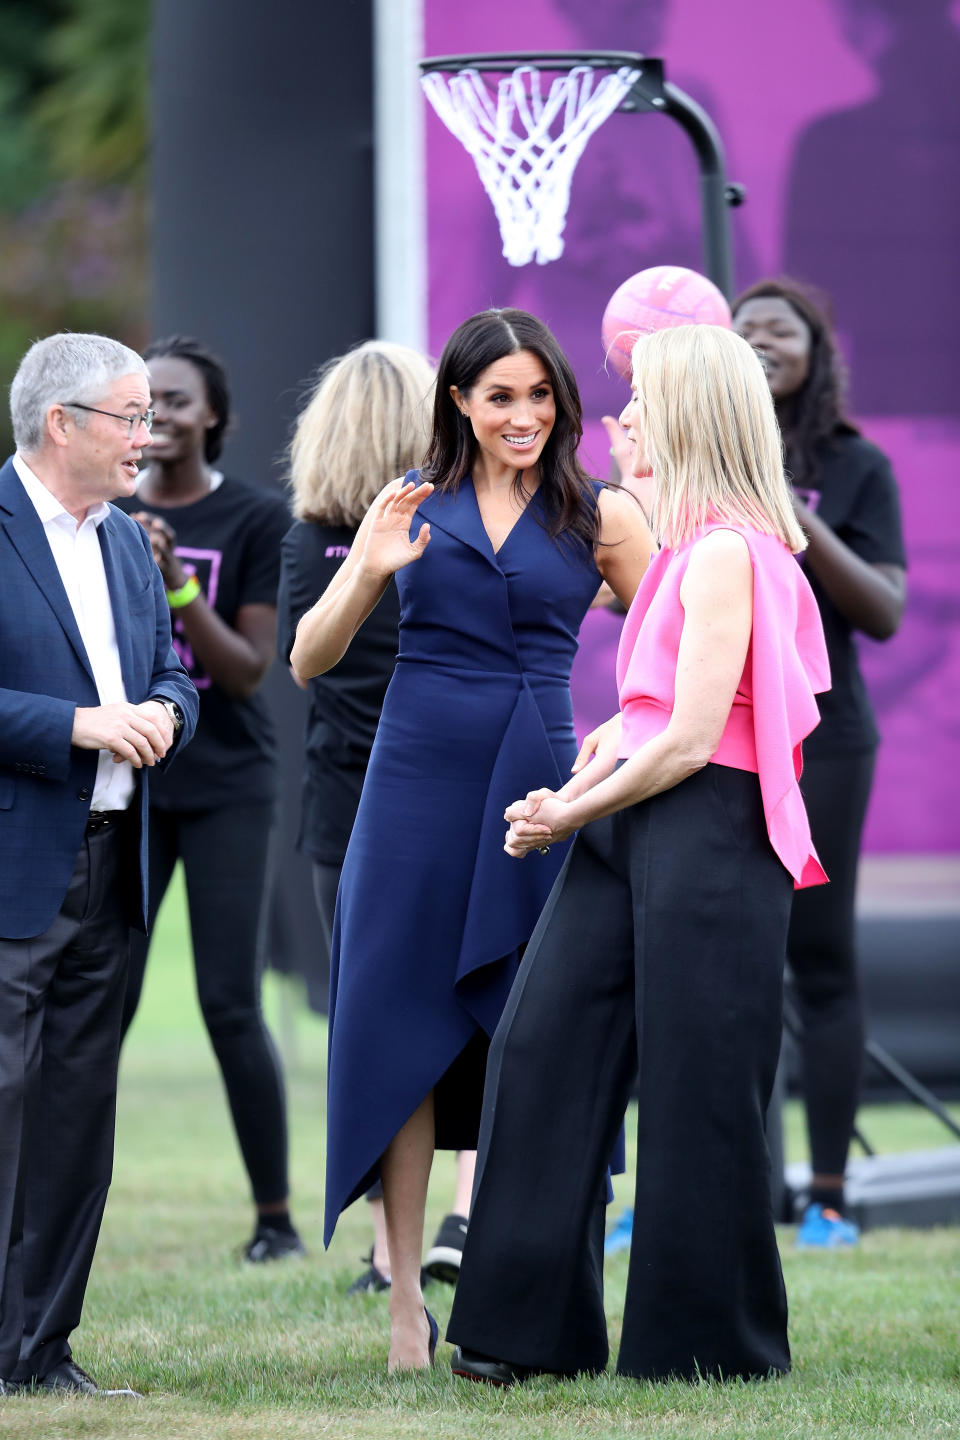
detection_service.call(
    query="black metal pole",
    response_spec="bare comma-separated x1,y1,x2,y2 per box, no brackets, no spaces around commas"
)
151,0,376,1004
865,1039,960,1141
661,82,736,300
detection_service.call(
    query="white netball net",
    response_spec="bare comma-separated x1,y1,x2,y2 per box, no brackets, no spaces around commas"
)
421,64,640,267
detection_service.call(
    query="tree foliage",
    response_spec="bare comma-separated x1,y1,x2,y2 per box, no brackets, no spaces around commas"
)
0,0,61,207
0,0,150,455
34,0,149,185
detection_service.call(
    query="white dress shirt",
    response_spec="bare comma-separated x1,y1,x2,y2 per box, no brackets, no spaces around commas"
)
14,453,135,811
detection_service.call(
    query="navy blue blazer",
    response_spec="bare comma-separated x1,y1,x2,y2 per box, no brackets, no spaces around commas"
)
0,455,198,940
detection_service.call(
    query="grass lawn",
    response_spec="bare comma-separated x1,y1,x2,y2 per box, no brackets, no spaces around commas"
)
2,869,958,1438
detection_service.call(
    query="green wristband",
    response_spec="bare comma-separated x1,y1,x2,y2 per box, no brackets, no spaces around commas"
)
166,574,201,609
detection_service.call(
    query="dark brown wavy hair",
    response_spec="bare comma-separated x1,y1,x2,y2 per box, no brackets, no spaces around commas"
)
420,308,598,549
732,277,859,487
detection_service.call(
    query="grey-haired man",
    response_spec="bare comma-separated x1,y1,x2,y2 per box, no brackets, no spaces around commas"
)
0,333,197,1394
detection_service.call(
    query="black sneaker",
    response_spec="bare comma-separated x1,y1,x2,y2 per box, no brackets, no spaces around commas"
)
423,1212,468,1284
243,1223,306,1263
345,1249,435,1294
346,1249,391,1295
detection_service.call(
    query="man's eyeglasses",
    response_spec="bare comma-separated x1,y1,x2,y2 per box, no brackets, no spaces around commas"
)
65,402,155,438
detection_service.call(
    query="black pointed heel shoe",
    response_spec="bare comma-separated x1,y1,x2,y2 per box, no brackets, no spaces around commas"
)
450,1346,534,1386
425,1309,439,1366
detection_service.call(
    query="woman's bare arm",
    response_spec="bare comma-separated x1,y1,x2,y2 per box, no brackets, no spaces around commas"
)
795,499,905,640
594,484,656,610
290,479,432,678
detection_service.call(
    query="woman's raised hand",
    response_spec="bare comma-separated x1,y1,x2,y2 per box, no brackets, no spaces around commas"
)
361,480,434,578
602,414,654,523
602,414,635,485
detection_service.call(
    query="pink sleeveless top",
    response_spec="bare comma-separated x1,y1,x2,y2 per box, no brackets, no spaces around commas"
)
616,522,831,889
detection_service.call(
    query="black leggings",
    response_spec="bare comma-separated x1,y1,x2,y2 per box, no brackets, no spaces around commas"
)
122,802,290,1205
788,749,875,1178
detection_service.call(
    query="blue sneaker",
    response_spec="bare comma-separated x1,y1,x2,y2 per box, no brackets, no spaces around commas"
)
796,1202,860,1249
604,1206,634,1255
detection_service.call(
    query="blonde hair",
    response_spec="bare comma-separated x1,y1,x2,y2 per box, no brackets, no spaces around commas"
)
630,325,807,552
289,341,435,525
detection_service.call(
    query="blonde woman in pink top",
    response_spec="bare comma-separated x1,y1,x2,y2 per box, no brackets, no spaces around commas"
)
447,326,829,1387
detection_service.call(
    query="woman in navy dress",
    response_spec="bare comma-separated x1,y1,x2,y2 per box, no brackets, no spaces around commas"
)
291,309,653,1370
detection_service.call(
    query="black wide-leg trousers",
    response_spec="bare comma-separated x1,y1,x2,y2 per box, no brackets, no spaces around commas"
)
447,764,793,1383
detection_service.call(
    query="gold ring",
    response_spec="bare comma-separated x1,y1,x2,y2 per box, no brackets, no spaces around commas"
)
538,845,551,855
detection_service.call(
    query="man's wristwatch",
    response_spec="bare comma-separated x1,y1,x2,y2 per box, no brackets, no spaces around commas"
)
159,700,185,737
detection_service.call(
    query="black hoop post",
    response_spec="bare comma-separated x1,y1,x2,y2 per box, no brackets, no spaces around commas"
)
418,51,743,299
661,82,737,300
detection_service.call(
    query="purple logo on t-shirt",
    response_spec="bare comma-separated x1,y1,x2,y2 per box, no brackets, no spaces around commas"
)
172,546,221,688
325,544,351,558
791,490,821,569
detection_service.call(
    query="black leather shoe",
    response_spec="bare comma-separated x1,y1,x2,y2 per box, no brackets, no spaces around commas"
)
450,1346,535,1386
21,1358,141,1396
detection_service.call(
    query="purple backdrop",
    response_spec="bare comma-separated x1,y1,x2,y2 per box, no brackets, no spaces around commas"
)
424,0,960,852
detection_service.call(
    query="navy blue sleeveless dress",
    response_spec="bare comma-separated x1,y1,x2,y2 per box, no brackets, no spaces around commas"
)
323,472,602,1243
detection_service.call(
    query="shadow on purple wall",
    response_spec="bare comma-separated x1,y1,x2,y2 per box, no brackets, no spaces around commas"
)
784,0,960,416
782,0,960,851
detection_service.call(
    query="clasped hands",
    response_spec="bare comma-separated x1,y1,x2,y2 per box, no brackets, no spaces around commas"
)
503,789,574,859
71,700,174,768
131,512,186,590
502,714,622,859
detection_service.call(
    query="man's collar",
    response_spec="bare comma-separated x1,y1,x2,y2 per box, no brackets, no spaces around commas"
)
13,452,110,528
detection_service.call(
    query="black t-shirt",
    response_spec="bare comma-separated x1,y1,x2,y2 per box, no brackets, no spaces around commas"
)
794,430,906,756
277,520,400,863
116,477,289,808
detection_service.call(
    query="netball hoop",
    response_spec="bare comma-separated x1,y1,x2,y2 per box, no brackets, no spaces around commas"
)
419,51,744,296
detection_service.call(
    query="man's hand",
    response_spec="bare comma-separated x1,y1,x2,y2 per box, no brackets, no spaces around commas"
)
72,701,172,767
137,700,175,751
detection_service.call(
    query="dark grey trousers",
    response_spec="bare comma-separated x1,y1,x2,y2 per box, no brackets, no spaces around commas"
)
0,825,131,1382
447,764,793,1383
